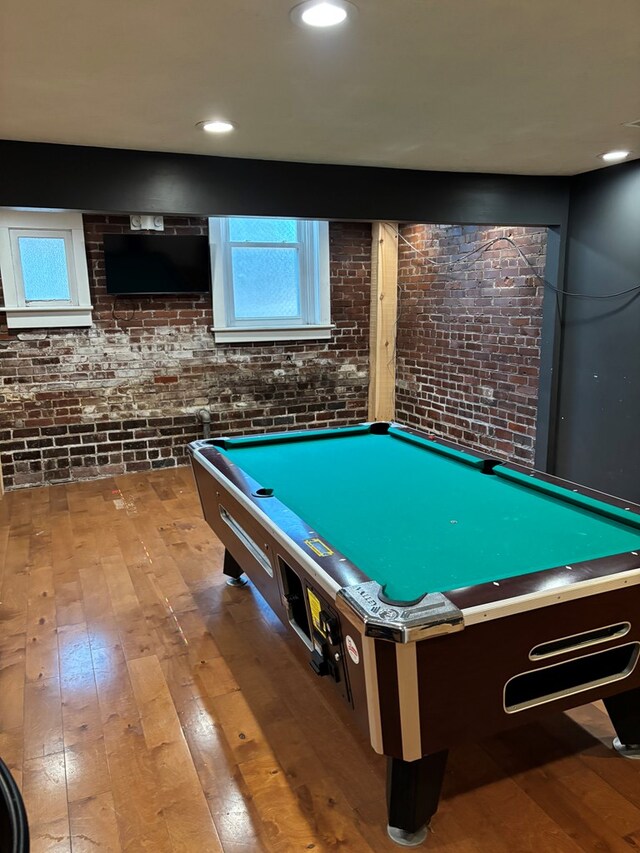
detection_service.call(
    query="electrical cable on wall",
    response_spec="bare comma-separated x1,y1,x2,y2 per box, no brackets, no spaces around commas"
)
396,230,640,300
111,297,137,326
388,226,640,371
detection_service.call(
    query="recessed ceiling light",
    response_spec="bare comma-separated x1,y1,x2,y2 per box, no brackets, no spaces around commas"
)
290,0,356,28
600,150,630,163
197,120,235,134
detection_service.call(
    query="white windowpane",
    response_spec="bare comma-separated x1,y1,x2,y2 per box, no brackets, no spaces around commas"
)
231,247,300,318
19,236,71,302
229,218,297,243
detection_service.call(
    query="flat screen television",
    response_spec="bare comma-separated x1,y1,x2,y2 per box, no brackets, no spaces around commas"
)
103,234,211,296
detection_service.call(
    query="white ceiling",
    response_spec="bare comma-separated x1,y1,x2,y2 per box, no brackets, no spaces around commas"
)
1,0,639,176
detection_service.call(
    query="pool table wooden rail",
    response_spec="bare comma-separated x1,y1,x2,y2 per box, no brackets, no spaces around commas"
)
189,428,640,628
188,437,369,593
189,426,640,846
189,429,640,757
189,439,375,739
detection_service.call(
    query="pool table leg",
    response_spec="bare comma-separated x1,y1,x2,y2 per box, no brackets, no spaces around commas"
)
604,687,640,759
223,550,248,587
386,751,448,847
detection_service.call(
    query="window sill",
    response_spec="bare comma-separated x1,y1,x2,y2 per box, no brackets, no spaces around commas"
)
210,324,334,344
3,305,93,329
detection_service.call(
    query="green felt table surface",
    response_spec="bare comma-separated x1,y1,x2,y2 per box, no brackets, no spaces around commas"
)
218,426,640,602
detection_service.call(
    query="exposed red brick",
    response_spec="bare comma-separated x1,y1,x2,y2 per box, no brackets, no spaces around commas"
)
395,224,547,465
0,216,371,489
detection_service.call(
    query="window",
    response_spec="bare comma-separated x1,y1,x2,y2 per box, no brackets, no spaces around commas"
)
209,217,332,343
0,211,92,328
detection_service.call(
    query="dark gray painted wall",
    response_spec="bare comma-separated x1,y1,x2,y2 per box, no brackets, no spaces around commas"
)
553,160,640,501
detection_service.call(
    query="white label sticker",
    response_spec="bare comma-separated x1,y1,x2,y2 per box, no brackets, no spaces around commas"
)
345,635,359,665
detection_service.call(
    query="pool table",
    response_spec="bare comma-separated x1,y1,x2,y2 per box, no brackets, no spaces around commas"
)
189,422,640,846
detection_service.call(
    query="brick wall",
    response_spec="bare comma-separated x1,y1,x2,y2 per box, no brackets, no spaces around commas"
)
396,224,547,464
0,217,371,489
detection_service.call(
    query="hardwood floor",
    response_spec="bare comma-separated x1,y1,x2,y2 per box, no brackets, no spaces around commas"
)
2,466,640,852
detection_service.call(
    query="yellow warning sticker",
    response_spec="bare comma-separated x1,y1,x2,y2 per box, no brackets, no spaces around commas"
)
307,588,325,636
304,538,334,557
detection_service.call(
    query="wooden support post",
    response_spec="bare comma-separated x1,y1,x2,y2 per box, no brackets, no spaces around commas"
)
368,222,399,422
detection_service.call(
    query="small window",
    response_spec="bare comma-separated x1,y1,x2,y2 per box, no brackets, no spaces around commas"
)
0,211,92,329
209,217,332,343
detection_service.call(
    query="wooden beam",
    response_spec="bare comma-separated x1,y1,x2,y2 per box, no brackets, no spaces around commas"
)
368,222,399,422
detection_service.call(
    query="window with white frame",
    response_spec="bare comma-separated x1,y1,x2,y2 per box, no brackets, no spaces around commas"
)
0,210,92,329
209,217,332,343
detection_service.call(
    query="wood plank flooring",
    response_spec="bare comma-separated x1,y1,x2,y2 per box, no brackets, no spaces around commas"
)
2,466,640,851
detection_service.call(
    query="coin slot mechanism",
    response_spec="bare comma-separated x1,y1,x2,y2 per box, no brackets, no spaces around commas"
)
278,558,313,650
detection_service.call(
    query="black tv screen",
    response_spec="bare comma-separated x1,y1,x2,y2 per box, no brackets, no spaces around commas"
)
103,234,211,296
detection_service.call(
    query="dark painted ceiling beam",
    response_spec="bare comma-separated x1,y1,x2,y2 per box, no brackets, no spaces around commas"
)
0,140,569,226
